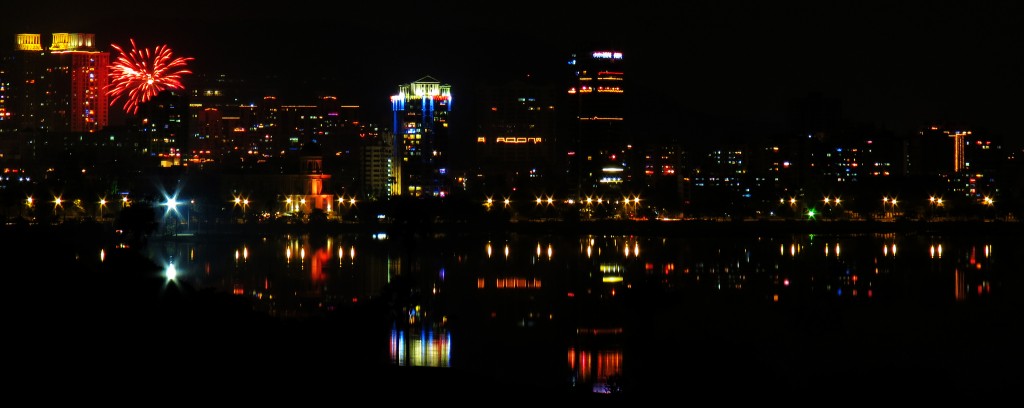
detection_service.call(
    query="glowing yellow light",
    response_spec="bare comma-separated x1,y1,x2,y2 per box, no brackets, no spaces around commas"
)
602,276,623,283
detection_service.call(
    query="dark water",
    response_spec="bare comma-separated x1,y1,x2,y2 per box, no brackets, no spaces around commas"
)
5,223,1018,402
130,229,1021,401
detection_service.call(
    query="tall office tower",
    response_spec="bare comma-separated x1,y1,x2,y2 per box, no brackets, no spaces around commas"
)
390,76,452,197
8,33,109,133
565,50,630,197
473,76,558,196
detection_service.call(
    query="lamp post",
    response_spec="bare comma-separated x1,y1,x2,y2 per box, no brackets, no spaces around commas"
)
24,196,33,221
98,198,107,220
928,196,944,221
53,196,64,223
165,197,179,236
982,196,995,220
188,199,195,234
882,197,898,220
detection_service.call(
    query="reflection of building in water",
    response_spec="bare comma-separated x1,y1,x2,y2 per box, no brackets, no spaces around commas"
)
390,326,451,367
568,336,624,394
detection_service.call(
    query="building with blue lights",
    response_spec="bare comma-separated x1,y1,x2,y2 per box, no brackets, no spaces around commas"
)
390,76,452,197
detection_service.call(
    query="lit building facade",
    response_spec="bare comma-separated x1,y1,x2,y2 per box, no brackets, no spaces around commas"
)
134,90,186,167
473,76,558,196
0,55,11,132
390,76,452,197
565,50,630,196
7,33,109,133
908,126,964,177
360,126,394,201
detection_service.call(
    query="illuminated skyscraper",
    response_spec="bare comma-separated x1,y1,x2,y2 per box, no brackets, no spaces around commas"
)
565,50,631,196
390,76,452,197
7,33,109,133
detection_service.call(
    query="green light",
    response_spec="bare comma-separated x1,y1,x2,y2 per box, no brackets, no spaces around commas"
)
807,208,817,219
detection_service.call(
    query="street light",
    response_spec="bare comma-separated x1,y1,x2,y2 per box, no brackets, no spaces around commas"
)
882,196,899,219
233,196,249,222
98,198,107,219
53,196,64,222
928,196,944,220
23,196,33,220
163,197,180,235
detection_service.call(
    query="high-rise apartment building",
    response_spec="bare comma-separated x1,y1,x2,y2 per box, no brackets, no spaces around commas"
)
565,50,630,196
6,33,109,133
390,76,452,197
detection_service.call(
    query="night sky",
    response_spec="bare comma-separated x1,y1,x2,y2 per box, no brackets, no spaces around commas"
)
4,1,1022,147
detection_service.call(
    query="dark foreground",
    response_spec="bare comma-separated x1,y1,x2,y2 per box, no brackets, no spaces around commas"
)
3,222,1020,403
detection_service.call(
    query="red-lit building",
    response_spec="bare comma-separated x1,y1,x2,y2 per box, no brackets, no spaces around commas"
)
8,33,109,133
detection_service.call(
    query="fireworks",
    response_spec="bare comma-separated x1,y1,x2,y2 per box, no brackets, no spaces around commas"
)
107,39,194,114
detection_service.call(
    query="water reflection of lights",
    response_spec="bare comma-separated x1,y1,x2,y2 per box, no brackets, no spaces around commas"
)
99,249,105,262
600,264,624,274
930,244,944,259
568,346,624,394
390,326,451,368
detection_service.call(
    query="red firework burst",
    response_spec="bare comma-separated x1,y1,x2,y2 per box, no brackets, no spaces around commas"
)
107,39,194,114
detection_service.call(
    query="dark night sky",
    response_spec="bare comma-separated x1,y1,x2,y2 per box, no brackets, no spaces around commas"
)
3,1,1022,148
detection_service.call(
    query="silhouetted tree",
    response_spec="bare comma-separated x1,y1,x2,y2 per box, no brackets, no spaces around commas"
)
114,203,158,247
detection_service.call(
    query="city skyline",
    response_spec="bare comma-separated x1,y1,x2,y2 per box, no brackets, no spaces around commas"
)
2,1,1022,149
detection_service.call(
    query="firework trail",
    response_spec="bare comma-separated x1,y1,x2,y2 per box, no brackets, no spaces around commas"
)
107,39,194,114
